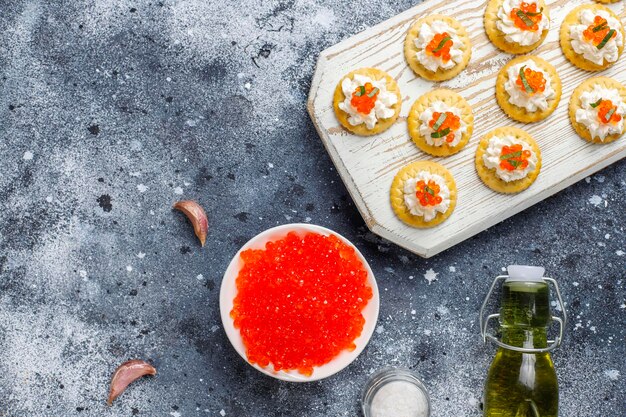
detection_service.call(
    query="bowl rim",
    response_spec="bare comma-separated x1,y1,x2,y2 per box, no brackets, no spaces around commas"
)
219,223,380,382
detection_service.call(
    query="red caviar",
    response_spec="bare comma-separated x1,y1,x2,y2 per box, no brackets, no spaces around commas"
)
416,179,443,206
583,16,616,46
426,32,453,62
516,67,546,94
350,82,379,115
499,144,532,171
596,99,622,124
511,2,543,31
230,232,373,376
429,111,461,143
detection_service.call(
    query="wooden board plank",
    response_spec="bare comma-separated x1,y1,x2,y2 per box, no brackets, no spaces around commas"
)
307,0,626,258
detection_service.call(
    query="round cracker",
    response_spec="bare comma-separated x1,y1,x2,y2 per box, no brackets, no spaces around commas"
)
333,68,402,136
495,55,562,123
485,0,550,54
407,89,474,156
404,15,472,81
595,0,621,4
475,126,542,194
569,76,626,144
390,161,457,228
560,4,625,71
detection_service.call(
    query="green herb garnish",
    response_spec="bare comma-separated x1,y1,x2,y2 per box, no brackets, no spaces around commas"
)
355,86,366,97
425,186,435,196
590,98,603,108
508,159,522,168
519,65,535,94
432,113,448,131
367,87,379,98
431,127,451,138
500,150,522,160
515,9,535,28
433,36,452,53
592,22,608,33
604,107,616,122
524,7,543,17
597,29,615,49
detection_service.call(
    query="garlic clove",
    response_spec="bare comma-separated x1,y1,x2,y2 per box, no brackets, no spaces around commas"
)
173,200,209,247
107,359,157,406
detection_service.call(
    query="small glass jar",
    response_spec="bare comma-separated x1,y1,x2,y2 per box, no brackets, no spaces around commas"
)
361,367,431,417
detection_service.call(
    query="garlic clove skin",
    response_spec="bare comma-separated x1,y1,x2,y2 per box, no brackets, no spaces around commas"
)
173,200,209,247
107,359,157,406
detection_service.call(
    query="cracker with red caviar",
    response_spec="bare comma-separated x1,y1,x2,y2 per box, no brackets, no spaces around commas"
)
496,55,561,123
560,4,625,71
475,126,542,194
485,0,550,54
404,15,472,81
407,89,474,156
332,68,402,136
390,161,457,228
569,76,626,144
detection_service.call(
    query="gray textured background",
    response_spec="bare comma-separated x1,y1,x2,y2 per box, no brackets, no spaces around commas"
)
0,0,624,416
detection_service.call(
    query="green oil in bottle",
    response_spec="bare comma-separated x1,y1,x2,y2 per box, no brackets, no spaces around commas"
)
483,267,561,417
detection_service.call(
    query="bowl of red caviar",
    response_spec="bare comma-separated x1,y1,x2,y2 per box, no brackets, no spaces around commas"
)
220,223,380,382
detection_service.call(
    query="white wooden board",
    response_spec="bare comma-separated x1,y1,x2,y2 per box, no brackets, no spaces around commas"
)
307,0,626,258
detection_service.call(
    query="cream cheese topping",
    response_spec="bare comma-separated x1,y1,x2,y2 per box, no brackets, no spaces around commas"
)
483,135,538,182
497,0,549,46
403,171,451,222
570,9,623,66
414,20,464,72
504,60,555,112
575,85,626,141
418,101,467,147
338,74,398,130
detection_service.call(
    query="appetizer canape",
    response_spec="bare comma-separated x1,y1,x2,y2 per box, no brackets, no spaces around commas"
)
569,76,626,143
560,4,625,71
333,68,401,136
404,15,472,81
390,161,457,228
407,89,474,156
475,126,542,193
485,0,550,54
496,55,561,122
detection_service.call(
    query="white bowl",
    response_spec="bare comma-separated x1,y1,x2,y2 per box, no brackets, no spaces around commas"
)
219,223,380,382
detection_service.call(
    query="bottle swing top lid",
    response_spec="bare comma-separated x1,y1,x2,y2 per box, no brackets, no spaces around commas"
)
505,265,545,283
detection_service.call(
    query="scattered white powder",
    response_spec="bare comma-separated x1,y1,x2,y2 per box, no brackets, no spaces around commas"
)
174,186,184,195
616,250,625,256
137,183,148,192
45,195,53,202
137,252,146,259
369,381,429,417
376,325,385,334
449,266,456,272
23,150,34,160
220,409,226,416
604,369,620,381
424,269,438,285
170,412,182,417
126,265,132,272
588,195,603,206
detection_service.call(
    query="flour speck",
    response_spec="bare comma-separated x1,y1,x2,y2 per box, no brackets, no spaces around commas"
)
424,268,438,285
220,410,226,417
137,184,148,193
136,252,146,259
174,186,184,195
126,265,133,272
604,369,620,381
588,195,603,206
23,150,33,160
616,250,625,256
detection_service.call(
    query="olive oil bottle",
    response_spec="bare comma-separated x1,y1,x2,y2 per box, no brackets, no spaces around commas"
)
480,266,567,417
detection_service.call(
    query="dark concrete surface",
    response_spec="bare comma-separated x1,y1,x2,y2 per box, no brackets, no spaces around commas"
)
0,1,624,416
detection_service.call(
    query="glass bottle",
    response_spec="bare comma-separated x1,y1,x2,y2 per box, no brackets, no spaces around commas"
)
480,265,567,417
